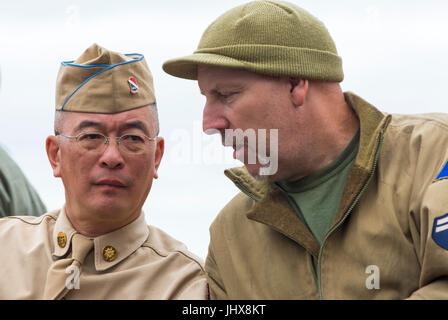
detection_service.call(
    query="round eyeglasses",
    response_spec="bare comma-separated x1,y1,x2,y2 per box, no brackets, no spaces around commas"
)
57,132,157,155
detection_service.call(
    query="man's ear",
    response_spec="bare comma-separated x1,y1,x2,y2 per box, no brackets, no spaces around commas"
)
46,135,62,178
289,78,309,107
153,137,165,179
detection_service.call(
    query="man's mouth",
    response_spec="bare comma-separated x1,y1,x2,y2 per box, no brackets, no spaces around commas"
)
94,178,126,189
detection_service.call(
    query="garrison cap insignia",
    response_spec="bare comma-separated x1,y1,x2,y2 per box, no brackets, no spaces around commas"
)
432,214,448,250
435,161,448,182
128,77,139,94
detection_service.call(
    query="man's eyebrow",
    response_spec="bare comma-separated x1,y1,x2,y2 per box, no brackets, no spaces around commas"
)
201,84,245,96
121,121,150,135
76,120,106,132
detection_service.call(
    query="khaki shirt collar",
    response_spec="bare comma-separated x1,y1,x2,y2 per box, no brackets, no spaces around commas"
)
52,205,149,271
52,206,78,258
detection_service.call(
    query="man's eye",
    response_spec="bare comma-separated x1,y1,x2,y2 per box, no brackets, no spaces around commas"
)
218,92,236,99
80,133,103,140
122,135,145,143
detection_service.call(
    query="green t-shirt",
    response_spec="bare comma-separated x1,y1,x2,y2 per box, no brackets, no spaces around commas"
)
276,130,360,244
0,146,47,217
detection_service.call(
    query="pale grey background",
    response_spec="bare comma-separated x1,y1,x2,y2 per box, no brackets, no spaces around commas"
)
0,0,447,259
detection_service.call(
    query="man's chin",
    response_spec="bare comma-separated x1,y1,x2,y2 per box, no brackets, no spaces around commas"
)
244,164,272,181
87,198,130,217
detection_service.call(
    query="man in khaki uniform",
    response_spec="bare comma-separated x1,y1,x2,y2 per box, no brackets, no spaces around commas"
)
163,1,448,299
0,44,207,299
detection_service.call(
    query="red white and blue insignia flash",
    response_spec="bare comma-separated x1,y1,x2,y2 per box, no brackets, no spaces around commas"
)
128,77,139,94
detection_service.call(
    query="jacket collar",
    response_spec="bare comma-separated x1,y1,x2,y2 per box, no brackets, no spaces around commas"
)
52,205,149,271
224,92,391,257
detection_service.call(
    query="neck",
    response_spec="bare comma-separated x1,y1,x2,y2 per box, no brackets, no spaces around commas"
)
283,89,359,182
64,201,141,237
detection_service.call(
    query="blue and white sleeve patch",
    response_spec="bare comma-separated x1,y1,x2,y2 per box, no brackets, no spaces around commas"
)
432,214,448,250
435,160,448,182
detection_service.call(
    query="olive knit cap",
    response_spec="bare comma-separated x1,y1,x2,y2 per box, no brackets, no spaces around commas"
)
162,0,343,82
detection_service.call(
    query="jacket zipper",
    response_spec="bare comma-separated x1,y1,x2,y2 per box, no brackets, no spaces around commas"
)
309,254,319,289
233,181,260,202
316,130,384,299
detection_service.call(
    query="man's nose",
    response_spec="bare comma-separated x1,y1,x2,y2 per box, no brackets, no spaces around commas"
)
202,102,229,135
98,139,124,169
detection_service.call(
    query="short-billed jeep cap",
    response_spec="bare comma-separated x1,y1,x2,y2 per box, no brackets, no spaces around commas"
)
162,0,343,82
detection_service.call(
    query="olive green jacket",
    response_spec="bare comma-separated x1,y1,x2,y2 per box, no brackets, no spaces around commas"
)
205,92,448,299
0,146,46,217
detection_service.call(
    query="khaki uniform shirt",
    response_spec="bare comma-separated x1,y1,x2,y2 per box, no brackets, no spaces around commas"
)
0,206,208,299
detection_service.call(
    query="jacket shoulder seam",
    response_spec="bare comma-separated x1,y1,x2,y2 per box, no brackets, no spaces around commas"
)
5,213,56,226
141,242,206,273
389,116,448,132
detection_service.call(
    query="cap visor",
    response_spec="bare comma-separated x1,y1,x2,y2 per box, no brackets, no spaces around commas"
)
162,53,250,80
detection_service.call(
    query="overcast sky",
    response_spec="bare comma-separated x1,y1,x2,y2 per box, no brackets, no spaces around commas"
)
1,0,447,259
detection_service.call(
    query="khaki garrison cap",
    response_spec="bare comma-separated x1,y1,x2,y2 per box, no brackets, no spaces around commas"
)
56,43,156,113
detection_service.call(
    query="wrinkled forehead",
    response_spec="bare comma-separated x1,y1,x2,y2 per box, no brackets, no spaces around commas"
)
58,105,155,135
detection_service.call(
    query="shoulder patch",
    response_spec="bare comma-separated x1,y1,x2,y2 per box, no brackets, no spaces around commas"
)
435,161,448,182
432,213,448,250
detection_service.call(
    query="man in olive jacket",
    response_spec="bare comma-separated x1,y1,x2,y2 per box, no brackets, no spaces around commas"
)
0,68,47,217
163,1,448,299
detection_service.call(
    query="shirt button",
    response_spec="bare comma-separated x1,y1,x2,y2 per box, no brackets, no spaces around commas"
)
102,245,118,262
57,232,67,248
